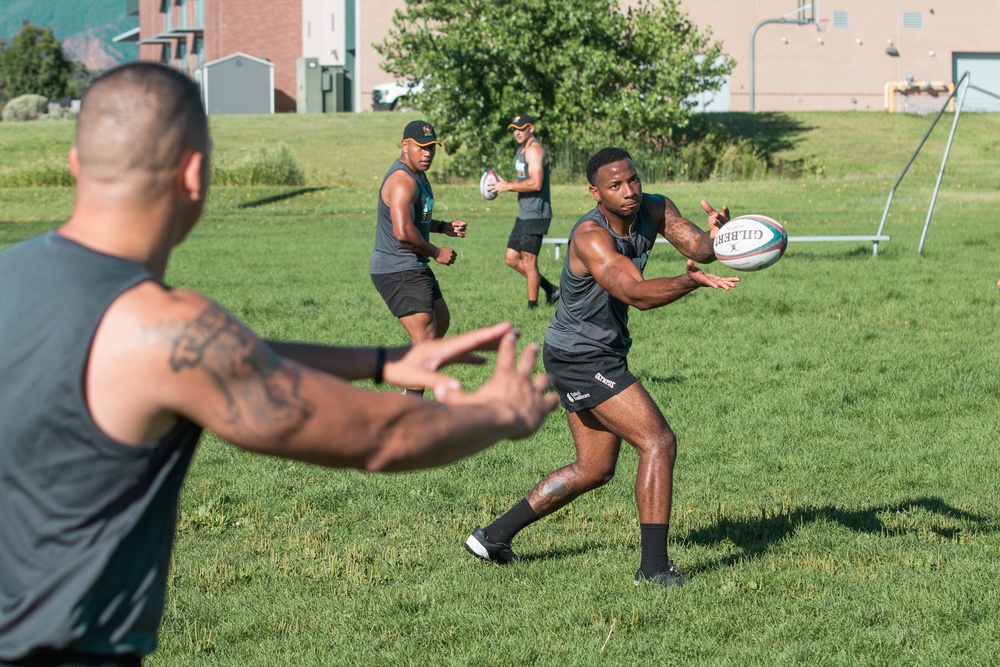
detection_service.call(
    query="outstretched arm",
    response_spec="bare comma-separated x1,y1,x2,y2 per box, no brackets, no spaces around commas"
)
571,221,739,311
88,286,559,472
653,196,730,263
267,321,513,389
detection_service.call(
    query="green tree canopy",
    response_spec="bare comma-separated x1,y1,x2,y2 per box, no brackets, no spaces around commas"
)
1,22,73,101
376,0,732,176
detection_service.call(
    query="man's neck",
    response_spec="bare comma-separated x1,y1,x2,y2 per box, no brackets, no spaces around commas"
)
598,204,636,236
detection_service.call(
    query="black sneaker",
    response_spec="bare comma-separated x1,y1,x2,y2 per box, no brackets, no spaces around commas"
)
464,526,521,564
634,562,687,588
545,287,560,306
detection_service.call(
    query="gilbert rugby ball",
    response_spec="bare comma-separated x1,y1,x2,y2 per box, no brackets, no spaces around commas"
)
479,169,499,200
713,214,787,271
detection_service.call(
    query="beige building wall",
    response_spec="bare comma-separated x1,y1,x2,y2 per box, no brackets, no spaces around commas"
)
357,0,406,111
354,0,999,113
670,0,1000,112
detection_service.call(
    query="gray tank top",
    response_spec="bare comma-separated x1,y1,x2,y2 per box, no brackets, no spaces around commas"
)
544,195,659,356
515,139,552,220
370,159,435,274
0,231,203,659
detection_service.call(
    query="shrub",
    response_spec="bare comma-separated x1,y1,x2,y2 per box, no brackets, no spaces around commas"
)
0,163,74,187
212,144,306,187
2,94,49,122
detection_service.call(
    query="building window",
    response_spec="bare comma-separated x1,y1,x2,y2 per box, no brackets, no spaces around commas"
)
177,0,187,28
903,12,923,29
193,35,204,66
160,44,171,64
832,10,849,29
195,0,204,28
161,0,171,32
177,40,188,73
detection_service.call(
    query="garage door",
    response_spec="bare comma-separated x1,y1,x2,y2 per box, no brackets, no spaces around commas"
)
953,53,1000,112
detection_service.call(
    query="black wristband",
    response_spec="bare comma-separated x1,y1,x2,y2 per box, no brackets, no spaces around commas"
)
374,347,386,385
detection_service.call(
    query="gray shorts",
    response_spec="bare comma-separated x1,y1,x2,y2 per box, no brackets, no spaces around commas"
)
542,344,638,412
371,268,443,317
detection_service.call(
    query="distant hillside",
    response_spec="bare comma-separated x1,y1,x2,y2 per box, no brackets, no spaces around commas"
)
0,0,138,71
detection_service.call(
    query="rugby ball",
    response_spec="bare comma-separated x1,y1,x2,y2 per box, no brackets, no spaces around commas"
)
713,214,787,271
479,169,499,200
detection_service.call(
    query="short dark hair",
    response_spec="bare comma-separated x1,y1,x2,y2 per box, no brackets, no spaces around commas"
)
586,147,633,185
76,62,208,174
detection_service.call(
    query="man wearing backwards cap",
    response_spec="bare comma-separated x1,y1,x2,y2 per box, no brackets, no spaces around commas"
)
370,120,469,396
488,113,560,309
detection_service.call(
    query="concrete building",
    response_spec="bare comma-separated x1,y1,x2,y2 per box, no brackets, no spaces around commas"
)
122,0,1000,114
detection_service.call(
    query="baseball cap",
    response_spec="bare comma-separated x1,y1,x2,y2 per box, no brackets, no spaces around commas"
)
508,113,536,129
402,120,441,146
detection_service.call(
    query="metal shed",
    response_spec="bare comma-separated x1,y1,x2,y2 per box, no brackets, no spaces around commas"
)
194,52,274,115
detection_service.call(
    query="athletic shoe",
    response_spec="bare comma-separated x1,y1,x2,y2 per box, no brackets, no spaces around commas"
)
546,287,560,306
464,526,521,564
634,562,688,588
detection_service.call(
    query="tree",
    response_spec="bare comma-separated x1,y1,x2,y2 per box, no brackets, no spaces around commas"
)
376,0,732,176
1,22,73,101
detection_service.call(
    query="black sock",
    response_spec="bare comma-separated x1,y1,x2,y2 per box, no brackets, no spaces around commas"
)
528,300,538,309
639,523,670,576
485,498,539,545
540,276,555,294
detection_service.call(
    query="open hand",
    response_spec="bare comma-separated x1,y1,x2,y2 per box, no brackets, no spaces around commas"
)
383,322,517,392
437,332,559,439
702,199,731,239
686,259,740,291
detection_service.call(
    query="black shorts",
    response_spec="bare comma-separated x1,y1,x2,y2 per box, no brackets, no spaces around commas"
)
507,218,551,255
543,344,638,412
371,268,443,318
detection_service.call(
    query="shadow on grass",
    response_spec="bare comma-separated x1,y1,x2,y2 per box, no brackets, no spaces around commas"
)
682,496,996,573
236,187,328,209
710,112,814,155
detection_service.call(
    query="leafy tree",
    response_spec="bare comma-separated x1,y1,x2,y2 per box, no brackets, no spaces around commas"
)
376,0,732,176
1,22,73,101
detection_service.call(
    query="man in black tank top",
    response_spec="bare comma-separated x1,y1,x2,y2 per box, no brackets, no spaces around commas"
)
0,64,558,665
466,148,739,588
370,121,469,396
487,114,560,308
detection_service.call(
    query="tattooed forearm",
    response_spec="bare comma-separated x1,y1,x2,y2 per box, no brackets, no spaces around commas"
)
163,306,315,442
664,218,714,262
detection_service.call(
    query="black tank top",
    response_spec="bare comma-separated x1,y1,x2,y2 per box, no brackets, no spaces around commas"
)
544,195,660,356
370,159,436,274
0,231,203,659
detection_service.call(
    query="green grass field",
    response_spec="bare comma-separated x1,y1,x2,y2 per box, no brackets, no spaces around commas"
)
2,111,1000,666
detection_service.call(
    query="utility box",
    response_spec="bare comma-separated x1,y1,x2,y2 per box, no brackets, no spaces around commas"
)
194,52,274,115
297,57,322,114
297,58,351,113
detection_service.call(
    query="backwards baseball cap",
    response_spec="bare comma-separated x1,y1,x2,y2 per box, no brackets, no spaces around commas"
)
508,113,536,129
402,120,441,146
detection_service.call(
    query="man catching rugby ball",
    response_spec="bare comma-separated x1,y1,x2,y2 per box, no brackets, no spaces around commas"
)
466,147,738,587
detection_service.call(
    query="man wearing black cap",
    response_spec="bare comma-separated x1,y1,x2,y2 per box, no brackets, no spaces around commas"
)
488,113,559,309
370,120,468,396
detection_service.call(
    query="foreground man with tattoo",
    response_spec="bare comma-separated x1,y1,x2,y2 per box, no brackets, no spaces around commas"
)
465,147,738,588
0,63,557,666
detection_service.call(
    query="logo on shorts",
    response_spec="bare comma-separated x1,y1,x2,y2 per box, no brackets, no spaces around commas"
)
595,372,616,388
566,391,591,403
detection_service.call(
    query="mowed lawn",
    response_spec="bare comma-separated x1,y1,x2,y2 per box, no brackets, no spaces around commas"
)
2,111,1000,666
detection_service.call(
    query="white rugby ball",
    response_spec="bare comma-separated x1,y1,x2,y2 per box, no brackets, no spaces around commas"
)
713,214,787,271
479,169,499,200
